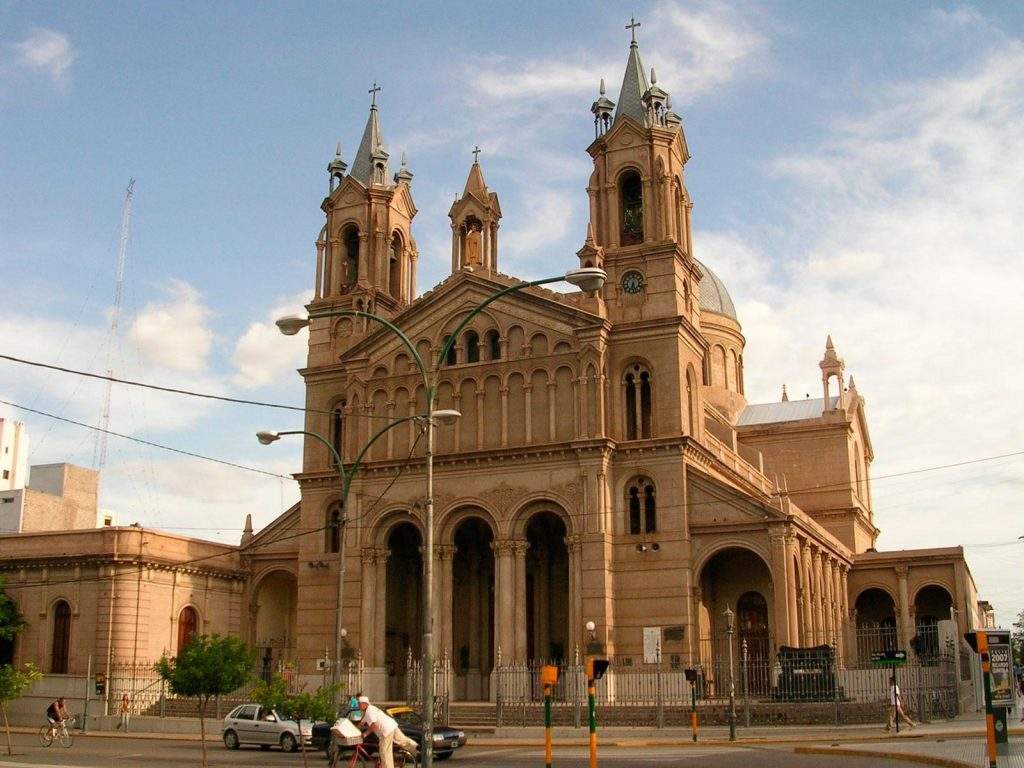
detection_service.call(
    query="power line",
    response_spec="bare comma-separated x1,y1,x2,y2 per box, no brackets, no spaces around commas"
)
3,429,426,591
0,353,396,419
1,399,292,480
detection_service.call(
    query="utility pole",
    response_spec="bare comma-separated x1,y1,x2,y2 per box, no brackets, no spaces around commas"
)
93,179,135,472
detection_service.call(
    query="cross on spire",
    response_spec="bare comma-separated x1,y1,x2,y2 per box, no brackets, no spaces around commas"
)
626,16,641,43
368,82,381,107
472,145,481,163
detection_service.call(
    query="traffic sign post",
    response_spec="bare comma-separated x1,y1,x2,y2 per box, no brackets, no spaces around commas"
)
872,649,908,733
585,658,609,768
684,668,699,742
539,665,559,768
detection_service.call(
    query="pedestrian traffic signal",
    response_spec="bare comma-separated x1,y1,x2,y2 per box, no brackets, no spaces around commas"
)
586,658,609,681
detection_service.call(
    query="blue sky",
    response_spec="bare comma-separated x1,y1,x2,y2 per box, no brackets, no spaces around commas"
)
2,2,1023,626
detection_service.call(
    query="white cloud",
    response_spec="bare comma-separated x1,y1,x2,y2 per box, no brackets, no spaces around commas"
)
14,29,74,86
129,280,214,373
469,0,768,106
699,35,1024,623
231,292,312,389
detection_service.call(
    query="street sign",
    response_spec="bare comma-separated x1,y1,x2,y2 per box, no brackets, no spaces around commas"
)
870,649,907,666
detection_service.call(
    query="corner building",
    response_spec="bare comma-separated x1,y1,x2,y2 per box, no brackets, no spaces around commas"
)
285,32,984,700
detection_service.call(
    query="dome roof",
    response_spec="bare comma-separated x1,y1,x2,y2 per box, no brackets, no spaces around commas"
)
695,259,737,321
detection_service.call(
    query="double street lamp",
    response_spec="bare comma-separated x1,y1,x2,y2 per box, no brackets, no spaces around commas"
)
267,266,606,767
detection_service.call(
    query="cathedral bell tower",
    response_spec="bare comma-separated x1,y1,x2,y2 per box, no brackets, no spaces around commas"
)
449,148,502,274
312,84,419,351
583,18,697,322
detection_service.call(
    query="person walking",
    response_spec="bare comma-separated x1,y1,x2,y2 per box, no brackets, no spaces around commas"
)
356,695,418,768
884,674,915,732
116,693,131,731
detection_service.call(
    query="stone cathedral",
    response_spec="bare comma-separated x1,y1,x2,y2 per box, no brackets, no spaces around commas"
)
0,25,987,706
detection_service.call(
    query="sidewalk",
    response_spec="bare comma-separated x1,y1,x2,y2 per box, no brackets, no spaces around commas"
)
797,737,1023,768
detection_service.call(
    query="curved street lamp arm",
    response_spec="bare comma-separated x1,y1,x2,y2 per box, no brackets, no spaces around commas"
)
435,276,563,371
276,428,345,477
341,414,425,502
309,309,430,390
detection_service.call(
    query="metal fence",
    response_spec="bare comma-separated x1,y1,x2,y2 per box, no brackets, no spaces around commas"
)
492,640,960,728
405,650,452,725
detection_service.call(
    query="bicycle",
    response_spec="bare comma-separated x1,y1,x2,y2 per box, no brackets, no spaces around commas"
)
38,715,76,748
328,736,413,768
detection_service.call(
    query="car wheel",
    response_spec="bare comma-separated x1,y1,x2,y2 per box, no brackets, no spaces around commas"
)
435,752,452,761
260,744,271,750
281,732,298,752
223,729,240,750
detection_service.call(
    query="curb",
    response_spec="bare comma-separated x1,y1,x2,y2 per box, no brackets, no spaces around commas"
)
794,746,976,768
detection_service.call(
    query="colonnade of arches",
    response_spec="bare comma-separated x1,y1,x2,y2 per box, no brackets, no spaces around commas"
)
852,582,955,662
359,505,576,701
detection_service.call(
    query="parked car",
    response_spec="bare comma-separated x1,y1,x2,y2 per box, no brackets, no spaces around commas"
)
222,703,313,752
312,705,467,761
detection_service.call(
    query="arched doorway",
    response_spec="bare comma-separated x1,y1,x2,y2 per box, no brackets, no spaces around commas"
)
253,570,297,681
914,585,953,659
177,606,199,656
385,523,422,699
51,600,71,674
854,588,897,662
525,512,569,662
451,517,495,700
697,548,773,697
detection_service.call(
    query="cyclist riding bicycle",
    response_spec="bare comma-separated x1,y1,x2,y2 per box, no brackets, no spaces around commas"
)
45,697,70,738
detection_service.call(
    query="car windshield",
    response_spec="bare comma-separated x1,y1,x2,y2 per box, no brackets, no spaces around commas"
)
395,711,423,727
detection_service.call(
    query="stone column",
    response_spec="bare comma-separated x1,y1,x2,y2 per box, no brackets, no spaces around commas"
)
467,551,480,668
373,548,389,666
769,530,792,648
800,542,814,646
492,541,515,662
566,535,584,658
476,389,485,449
823,559,835,644
385,401,396,458
359,548,376,664
513,542,528,661
812,549,825,644
547,380,557,439
500,387,509,447
896,564,912,649
831,562,844,657
409,251,418,299
315,241,325,299
358,233,369,282
436,546,455,658
524,385,533,443
785,537,800,645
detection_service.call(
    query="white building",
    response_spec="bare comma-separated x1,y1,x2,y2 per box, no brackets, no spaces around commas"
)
0,419,29,491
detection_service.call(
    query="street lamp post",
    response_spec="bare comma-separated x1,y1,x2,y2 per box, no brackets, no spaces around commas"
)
724,607,737,741
275,266,606,767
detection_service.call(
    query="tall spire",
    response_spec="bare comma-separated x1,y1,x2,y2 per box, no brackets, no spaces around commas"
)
614,17,649,124
350,83,389,185
463,146,488,196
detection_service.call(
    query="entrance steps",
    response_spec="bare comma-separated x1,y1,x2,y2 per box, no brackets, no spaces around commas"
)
447,703,497,728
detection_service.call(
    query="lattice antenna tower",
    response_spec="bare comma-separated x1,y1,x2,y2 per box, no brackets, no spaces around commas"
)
93,179,135,471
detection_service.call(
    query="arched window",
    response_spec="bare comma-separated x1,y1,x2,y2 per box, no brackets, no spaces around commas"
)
465,330,480,363
619,170,644,245
330,402,345,466
626,477,656,534
177,606,199,656
343,226,360,284
50,600,71,673
389,232,403,298
443,336,456,366
624,364,652,440
326,505,342,553
486,330,501,360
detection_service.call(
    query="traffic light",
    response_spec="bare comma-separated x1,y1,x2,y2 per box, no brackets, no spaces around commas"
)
586,658,609,681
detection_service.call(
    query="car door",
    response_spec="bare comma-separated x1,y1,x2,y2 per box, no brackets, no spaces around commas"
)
252,706,278,745
232,705,258,745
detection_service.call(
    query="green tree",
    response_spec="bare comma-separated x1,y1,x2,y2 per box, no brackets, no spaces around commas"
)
253,674,337,768
155,635,254,768
0,576,26,646
0,663,42,756
1012,608,1024,667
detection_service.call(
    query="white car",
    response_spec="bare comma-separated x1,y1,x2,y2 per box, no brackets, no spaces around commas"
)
222,703,313,752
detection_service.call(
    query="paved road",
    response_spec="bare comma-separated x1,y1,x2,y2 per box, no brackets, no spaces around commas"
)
0,734,937,767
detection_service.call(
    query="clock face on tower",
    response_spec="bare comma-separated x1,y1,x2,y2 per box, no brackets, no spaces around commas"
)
621,270,645,295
